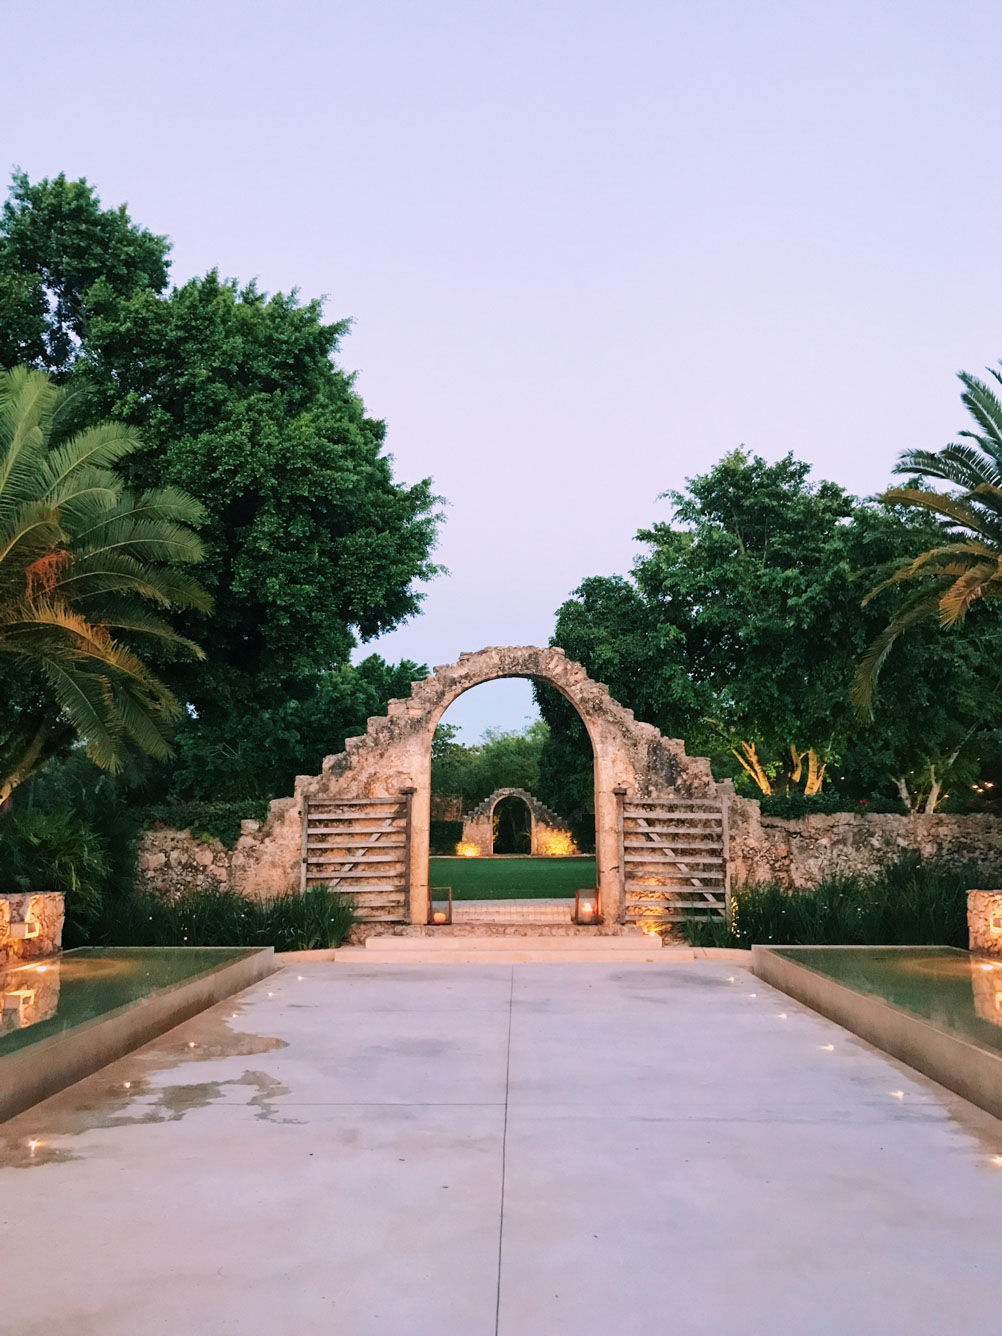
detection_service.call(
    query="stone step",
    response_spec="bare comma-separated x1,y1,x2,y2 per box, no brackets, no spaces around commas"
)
364,933,661,954
451,900,572,925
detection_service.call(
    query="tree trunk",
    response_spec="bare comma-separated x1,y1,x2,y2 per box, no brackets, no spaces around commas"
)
893,775,913,809
804,749,827,796
0,724,52,804
731,741,772,795
789,745,805,786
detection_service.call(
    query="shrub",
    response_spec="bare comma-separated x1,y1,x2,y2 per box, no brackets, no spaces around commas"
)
430,819,463,854
758,793,907,818
90,886,355,952
138,801,271,848
684,854,973,949
0,809,108,936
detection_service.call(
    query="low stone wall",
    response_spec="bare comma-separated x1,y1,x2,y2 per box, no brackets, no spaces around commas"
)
136,803,1002,904
728,800,1002,889
0,893,65,972
136,819,299,901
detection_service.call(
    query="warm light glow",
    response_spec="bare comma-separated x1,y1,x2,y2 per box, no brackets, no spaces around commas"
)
819,1044,835,1051
28,1139,39,1153
727,976,736,983
538,831,577,857
991,1155,1002,1167
35,965,48,974
123,1081,132,1089
456,842,481,858
187,1041,197,1049
777,1013,787,1019
890,1090,904,1100
432,911,448,924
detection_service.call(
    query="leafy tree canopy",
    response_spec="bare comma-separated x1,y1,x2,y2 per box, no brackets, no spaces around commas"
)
0,172,442,799
542,450,1002,810
431,720,549,810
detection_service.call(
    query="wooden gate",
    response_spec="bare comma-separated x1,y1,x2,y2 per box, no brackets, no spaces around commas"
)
619,797,729,926
301,792,412,924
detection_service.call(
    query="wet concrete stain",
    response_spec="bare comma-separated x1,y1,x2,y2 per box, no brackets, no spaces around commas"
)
0,1011,294,1169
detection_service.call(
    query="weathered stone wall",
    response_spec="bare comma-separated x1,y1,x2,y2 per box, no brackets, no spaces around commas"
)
0,893,65,972
728,799,1002,889
136,819,300,901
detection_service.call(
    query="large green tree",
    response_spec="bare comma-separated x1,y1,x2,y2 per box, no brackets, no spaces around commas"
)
541,451,1002,810
0,173,441,798
431,721,549,810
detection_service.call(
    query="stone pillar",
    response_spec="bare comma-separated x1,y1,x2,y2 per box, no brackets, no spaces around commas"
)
967,890,1002,956
0,893,66,972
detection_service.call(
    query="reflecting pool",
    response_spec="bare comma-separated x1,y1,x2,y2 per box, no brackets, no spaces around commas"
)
0,948,256,1054
772,946,1002,1054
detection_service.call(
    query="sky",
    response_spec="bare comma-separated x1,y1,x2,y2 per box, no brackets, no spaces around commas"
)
3,0,1000,738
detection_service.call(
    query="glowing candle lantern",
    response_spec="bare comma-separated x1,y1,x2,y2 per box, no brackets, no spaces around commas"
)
574,889,601,926
428,886,453,926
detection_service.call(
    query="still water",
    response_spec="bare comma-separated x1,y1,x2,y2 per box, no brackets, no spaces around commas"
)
773,946,1002,1055
0,947,254,1054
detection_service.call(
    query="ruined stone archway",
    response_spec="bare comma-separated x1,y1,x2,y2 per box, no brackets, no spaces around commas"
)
232,646,722,929
461,787,573,856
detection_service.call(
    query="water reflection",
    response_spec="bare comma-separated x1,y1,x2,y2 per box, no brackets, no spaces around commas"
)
0,947,254,1055
774,946,1002,1054
970,960,1002,1028
1,963,61,1034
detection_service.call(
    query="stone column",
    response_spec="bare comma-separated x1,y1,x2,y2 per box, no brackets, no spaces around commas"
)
967,890,1002,956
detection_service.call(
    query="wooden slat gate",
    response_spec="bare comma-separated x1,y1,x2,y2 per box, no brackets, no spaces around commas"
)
301,792,412,924
620,797,729,925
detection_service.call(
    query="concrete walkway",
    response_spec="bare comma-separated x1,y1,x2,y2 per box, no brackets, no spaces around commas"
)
2,961,1002,1335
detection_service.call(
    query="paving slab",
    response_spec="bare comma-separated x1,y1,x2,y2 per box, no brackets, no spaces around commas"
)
2,961,1002,1336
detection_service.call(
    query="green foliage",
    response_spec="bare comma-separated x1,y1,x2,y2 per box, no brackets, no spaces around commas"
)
543,450,1002,809
684,856,973,949
0,365,209,797
89,886,354,952
139,801,271,848
431,720,549,810
0,808,108,935
857,365,1002,708
429,819,463,854
0,172,442,799
163,656,426,802
758,794,907,818
0,171,169,374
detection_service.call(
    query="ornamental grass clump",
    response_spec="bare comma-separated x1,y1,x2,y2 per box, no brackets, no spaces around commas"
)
91,885,354,952
684,854,974,949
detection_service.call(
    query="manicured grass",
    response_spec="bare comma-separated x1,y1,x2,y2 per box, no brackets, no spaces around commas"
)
428,856,596,900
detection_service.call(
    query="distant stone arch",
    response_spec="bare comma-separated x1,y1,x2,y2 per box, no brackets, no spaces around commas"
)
234,646,721,928
461,787,575,856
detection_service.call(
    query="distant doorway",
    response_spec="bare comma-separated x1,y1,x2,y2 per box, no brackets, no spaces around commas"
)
492,794,532,854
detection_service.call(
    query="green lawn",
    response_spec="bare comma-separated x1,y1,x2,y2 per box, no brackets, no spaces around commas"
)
428,856,596,900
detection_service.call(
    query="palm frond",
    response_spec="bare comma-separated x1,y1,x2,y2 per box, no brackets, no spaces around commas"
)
853,591,943,716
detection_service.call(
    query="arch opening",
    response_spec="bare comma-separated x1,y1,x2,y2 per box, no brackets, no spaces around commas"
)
492,794,532,855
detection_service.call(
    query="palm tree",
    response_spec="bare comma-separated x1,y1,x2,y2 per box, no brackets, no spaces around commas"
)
854,367,1002,714
0,366,210,799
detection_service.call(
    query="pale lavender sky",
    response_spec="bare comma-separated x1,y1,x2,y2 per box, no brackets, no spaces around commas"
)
4,0,1000,737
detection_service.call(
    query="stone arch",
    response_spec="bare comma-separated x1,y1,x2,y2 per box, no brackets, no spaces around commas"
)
462,787,573,855
233,646,721,929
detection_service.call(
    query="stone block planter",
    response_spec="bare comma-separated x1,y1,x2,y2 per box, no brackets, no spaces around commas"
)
0,893,65,972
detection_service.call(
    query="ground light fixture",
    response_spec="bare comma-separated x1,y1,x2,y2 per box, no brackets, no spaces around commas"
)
428,886,453,925
574,889,601,926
